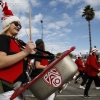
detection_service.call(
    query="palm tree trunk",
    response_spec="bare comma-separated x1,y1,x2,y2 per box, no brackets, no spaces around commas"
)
88,21,92,53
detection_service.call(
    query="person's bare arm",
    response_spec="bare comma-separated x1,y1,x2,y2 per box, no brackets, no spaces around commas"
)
0,51,27,69
0,41,36,69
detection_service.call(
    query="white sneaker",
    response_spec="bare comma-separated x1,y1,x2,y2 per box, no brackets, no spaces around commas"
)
79,85,85,89
96,87,100,90
58,83,68,93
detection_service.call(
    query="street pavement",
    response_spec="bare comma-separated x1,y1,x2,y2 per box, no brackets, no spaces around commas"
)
24,79,100,100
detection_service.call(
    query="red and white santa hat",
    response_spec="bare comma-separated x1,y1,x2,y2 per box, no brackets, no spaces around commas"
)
77,54,82,57
92,48,98,53
0,1,20,29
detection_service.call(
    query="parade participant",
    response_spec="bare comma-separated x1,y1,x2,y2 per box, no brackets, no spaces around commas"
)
80,52,100,90
31,39,55,100
74,54,85,85
0,1,35,100
94,46,99,60
84,48,100,98
79,53,92,90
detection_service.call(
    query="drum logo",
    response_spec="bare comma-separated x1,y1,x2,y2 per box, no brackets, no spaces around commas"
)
42,68,62,87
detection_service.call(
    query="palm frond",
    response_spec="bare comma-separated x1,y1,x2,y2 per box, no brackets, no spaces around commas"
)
82,5,95,21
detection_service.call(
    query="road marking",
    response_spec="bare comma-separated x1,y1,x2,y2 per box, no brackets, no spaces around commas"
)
25,94,97,97
56,94,97,97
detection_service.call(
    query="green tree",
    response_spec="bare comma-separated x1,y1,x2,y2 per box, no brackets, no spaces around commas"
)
56,52,62,57
82,5,95,53
69,53,73,58
56,52,74,58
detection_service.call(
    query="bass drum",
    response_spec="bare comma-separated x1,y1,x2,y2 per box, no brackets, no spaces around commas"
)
10,46,78,100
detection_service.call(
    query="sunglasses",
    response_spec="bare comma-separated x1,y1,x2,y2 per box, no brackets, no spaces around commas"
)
12,21,22,29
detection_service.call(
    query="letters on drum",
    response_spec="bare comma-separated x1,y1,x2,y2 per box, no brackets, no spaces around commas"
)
42,68,62,87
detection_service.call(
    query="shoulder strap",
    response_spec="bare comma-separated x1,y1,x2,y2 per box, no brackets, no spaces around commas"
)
0,80,14,93
0,80,3,93
9,36,55,60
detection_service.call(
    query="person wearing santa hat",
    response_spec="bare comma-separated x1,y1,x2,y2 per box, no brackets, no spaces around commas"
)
0,1,35,100
84,48,100,98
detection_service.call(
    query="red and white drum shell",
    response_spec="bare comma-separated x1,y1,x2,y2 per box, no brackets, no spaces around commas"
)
29,55,78,100
10,47,78,100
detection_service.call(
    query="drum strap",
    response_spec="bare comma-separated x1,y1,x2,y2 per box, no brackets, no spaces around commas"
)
0,80,3,93
0,79,14,93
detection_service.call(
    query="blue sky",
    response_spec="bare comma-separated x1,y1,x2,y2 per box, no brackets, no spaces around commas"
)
0,0,100,55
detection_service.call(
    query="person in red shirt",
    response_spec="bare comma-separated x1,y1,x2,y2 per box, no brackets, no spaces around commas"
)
31,39,55,100
84,48,100,98
0,1,35,100
74,54,85,84
79,53,91,89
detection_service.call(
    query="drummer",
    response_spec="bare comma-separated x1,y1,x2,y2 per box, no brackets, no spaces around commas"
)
74,54,85,84
31,39,55,100
0,2,36,100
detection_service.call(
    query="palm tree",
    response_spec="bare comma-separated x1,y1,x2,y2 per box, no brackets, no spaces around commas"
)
82,5,95,53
